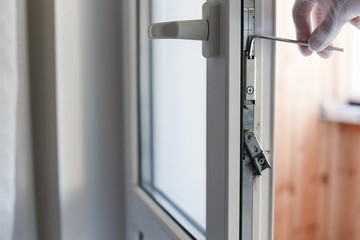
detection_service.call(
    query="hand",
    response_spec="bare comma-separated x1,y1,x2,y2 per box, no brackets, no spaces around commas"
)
293,0,360,58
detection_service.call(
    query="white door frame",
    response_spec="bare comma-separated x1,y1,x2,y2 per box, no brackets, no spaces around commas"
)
251,0,276,237
122,0,275,238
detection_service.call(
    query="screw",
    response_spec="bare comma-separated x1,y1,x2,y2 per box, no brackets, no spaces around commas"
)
259,158,265,165
246,133,253,140
246,86,254,95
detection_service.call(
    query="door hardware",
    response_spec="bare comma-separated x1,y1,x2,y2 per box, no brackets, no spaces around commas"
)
149,20,208,41
243,131,271,175
148,2,219,58
243,4,256,102
244,54,256,101
243,33,344,117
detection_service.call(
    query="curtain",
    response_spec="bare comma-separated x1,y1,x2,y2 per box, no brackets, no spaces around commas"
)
0,0,18,239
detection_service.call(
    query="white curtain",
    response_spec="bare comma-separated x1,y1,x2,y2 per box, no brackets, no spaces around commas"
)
0,0,18,239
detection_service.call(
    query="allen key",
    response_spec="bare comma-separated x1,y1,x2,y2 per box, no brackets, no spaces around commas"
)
247,34,344,58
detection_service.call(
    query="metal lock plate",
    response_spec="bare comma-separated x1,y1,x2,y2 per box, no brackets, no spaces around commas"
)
243,131,271,175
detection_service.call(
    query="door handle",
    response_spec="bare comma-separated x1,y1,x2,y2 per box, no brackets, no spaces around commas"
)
149,20,208,41
148,2,219,58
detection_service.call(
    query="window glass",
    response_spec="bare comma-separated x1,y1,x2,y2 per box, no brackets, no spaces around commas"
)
138,0,206,238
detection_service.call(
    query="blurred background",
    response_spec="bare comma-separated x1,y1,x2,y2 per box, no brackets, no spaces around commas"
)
274,0,360,239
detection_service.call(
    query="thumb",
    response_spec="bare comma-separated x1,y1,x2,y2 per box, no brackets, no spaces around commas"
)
309,4,347,52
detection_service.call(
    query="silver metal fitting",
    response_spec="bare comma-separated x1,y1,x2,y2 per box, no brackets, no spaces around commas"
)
246,86,254,95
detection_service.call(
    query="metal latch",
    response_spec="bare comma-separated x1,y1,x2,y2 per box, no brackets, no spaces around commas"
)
244,131,271,175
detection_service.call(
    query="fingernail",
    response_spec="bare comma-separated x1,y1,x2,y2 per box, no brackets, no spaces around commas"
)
317,50,332,59
299,46,313,57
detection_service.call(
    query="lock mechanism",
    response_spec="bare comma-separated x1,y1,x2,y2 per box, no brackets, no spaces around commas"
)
243,131,271,175
242,4,271,176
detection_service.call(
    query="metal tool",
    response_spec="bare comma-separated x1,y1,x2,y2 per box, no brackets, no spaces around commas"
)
247,34,344,58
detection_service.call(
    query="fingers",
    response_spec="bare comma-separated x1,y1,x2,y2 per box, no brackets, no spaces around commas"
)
350,16,360,29
308,4,347,55
317,42,334,58
346,0,360,29
292,0,316,56
312,4,333,58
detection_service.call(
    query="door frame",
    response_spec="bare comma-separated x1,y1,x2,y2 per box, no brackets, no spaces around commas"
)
251,0,276,237
122,0,275,238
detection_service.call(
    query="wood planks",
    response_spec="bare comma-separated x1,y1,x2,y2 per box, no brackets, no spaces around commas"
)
274,1,360,239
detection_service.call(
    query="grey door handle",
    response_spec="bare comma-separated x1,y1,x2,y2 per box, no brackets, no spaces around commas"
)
148,2,219,58
149,19,208,41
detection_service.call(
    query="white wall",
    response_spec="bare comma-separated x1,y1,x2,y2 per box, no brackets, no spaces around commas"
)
12,0,38,239
0,0,37,239
56,0,125,239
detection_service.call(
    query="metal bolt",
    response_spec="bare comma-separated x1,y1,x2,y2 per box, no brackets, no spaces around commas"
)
259,158,265,165
246,86,254,95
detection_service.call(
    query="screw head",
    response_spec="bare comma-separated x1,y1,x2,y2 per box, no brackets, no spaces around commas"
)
246,132,253,140
259,158,265,165
247,86,254,95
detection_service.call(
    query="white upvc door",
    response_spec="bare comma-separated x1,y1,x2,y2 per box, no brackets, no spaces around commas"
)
122,0,275,239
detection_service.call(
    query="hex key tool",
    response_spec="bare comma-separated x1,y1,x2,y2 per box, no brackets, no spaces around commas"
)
247,34,344,58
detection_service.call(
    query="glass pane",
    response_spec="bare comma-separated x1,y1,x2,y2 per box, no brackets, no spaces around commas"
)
138,0,206,238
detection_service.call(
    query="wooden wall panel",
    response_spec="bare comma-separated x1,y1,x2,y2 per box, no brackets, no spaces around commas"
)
274,1,360,239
